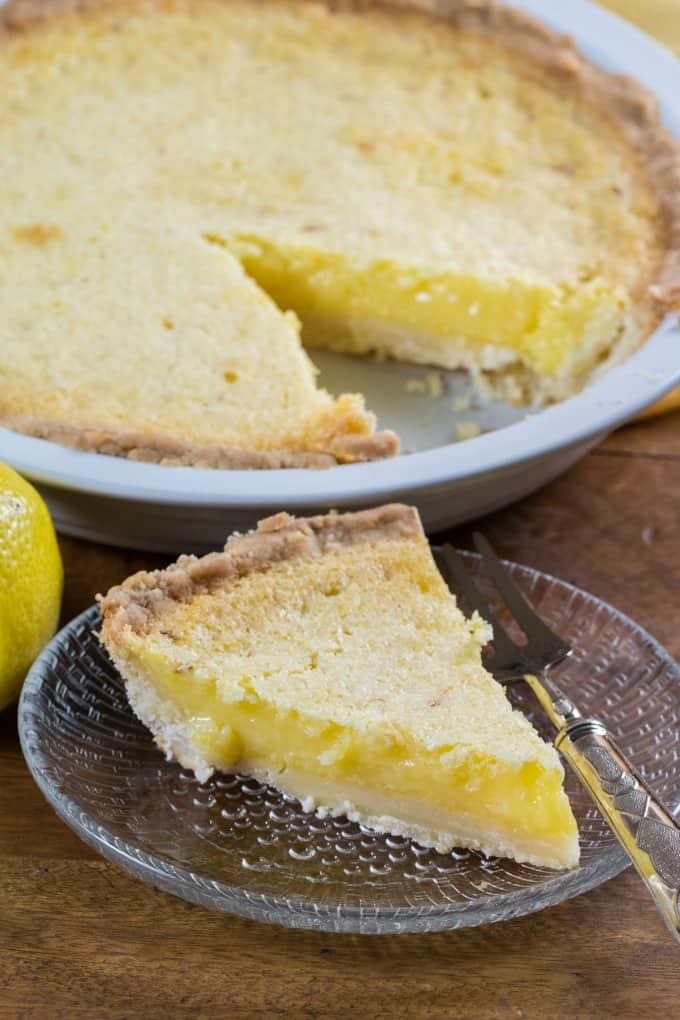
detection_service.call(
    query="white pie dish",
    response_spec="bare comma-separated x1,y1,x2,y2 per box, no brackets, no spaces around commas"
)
1,0,679,552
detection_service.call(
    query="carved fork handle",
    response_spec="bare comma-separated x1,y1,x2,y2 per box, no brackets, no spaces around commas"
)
522,674,680,941
557,715,680,942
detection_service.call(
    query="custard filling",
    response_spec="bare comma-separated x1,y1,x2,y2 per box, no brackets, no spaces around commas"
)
124,641,577,855
232,235,628,377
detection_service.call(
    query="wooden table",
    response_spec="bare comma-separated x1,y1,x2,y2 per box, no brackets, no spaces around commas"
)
3,2,680,1016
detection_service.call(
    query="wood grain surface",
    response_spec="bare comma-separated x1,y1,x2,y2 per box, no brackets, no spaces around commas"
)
2,2,680,1017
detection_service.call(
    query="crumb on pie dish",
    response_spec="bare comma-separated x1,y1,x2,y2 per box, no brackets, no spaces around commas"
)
0,0,678,467
99,503,580,869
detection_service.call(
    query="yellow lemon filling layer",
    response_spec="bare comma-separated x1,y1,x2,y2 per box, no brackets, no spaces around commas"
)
123,642,577,859
232,235,628,377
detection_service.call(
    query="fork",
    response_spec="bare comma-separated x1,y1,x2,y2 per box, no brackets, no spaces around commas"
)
441,534,680,943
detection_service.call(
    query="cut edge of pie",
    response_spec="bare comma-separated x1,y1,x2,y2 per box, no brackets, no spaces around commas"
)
98,503,580,870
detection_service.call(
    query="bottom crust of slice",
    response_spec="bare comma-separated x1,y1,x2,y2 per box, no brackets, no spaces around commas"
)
244,764,580,871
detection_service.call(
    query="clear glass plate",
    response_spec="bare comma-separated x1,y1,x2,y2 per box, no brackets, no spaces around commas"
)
18,553,680,933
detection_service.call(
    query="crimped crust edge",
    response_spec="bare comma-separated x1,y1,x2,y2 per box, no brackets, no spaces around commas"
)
98,503,424,635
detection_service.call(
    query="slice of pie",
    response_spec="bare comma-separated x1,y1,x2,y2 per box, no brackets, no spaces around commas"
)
99,504,579,869
1,0,678,465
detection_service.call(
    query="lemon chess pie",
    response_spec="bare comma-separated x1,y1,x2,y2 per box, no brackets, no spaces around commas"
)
99,504,580,869
1,0,678,466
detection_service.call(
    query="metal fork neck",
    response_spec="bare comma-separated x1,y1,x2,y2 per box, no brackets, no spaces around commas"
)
523,673,583,731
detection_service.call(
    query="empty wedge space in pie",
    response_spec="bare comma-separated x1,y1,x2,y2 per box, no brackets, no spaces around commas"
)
99,504,579,870
1,0,678,467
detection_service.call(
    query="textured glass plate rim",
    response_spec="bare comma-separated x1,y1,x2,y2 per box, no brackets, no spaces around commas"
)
19,553,680,934
1,0,680,508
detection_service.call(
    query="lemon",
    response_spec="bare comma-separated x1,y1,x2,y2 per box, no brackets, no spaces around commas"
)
0,463,63,711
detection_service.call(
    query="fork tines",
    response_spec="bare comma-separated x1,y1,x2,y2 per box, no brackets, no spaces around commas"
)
440,538,571,681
